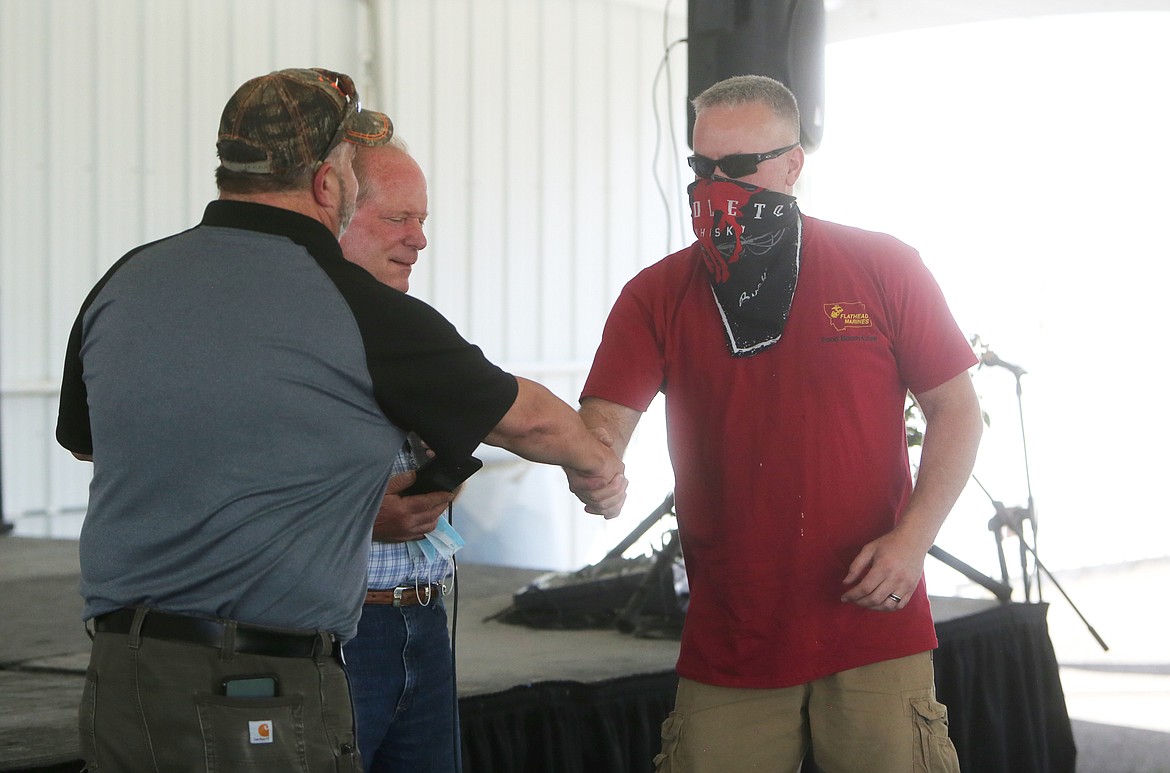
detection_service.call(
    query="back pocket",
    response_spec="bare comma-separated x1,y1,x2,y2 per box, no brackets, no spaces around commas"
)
196,694,309,772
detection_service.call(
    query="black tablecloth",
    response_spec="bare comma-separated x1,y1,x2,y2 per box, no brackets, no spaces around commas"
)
459,602,1075,773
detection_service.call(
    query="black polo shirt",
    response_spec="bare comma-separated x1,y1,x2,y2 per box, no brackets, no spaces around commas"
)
57,200,517,639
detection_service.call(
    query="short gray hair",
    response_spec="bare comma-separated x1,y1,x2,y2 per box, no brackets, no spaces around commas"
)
353,135,413,204
692,75,800,140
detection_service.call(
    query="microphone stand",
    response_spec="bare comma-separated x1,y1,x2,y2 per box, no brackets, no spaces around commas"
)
967,340,1106,649
977,342,1041,601
1019,540,1109,652
1010,366,1041,601
964,474,1022,594
974,477,1110,652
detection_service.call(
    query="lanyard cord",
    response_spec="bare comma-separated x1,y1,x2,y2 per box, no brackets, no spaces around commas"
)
447,502,460,770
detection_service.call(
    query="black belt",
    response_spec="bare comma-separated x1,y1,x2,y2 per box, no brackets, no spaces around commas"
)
94,607,338,660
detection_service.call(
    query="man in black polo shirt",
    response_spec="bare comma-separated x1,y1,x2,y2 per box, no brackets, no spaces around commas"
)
56,67,626,772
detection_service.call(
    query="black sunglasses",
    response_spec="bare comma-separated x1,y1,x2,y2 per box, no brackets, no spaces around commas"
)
687,142,800,179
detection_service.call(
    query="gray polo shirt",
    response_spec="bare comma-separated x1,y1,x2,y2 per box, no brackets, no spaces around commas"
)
57,200,517,640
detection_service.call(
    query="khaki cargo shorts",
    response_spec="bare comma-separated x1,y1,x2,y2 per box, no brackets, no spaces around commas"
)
654,652,960,773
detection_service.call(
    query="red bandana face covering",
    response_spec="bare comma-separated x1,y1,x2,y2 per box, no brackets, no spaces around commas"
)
688,177,802,356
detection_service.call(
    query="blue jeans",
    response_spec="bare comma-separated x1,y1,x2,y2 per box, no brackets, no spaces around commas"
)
345,599,461,773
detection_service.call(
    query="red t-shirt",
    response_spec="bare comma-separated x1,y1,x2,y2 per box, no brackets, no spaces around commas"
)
582,216,978,688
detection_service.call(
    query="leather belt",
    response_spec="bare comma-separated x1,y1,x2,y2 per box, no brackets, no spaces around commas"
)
365,584,445,607
93,607,337,659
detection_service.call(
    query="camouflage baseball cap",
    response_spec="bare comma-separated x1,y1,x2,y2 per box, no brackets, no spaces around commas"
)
217,67,393,174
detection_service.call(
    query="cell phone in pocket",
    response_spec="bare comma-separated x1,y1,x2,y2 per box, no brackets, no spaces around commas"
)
222,674,279,698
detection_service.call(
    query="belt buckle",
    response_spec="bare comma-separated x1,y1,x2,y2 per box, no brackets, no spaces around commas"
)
392,584,434,607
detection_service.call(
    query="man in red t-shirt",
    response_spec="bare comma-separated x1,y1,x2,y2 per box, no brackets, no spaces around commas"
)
572,76,982,772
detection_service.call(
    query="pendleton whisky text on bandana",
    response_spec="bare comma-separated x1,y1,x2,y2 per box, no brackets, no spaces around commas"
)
689,177,802,357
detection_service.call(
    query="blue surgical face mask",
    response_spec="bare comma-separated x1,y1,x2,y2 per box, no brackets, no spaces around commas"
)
406,534,438,565
424,517,465,560
406,517,465,566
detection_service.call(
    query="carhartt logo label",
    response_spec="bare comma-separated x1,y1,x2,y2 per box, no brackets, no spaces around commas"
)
249,720,273,744
824,302,872,331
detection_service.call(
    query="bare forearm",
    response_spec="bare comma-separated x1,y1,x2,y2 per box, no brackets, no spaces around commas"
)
898,374,983,550
841,372,982,609
579,396,641,459
484,377,615,477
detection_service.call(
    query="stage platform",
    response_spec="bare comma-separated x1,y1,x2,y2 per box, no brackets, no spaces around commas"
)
0,537,1075,772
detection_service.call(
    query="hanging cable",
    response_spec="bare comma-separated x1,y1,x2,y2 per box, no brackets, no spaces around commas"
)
447,502,460,770
651,36,688,255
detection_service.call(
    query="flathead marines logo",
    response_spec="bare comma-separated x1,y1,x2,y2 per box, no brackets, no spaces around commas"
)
824,302,872,331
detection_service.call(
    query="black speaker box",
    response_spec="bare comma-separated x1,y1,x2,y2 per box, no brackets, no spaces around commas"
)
687,0,826,151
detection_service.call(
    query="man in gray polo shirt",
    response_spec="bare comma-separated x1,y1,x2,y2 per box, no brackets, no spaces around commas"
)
56,67,626,772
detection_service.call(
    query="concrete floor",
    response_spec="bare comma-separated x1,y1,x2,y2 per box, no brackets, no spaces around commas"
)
1041,557,1170,772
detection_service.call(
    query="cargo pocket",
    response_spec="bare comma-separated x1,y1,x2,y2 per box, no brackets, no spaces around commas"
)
653,712,685,773
195,693,309,773
910,697,960,773
78,668,99,771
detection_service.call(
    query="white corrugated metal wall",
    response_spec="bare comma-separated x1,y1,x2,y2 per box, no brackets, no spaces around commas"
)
0,0,375,535
4,0,1161,567
0,0,688,567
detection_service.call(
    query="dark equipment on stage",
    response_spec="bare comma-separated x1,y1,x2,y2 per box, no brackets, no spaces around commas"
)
491,487,1022,641
490,494,687,639
492,487,1024,642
